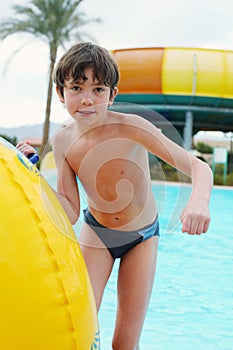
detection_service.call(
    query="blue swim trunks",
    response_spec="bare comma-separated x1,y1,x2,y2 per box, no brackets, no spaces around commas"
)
83,208,160,259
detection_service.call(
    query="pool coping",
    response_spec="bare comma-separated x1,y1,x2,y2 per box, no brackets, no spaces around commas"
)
151,179,233,190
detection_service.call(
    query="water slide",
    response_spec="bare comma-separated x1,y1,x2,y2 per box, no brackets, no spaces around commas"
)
112,47,233,104
112,47,233,145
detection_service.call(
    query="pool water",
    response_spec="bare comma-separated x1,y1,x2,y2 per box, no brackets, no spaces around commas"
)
99,184,233,350
45,172,233,350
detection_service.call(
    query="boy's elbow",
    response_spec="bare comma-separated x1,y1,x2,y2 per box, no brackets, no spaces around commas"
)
194,157,213,182
55,192,80,225
65,208,79,225
200,158,212,173
69,214,79,225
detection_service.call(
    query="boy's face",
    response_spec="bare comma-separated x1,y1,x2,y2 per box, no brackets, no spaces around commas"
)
56,67,117,122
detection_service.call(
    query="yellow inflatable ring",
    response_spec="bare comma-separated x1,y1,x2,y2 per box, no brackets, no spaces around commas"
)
0,137,100,350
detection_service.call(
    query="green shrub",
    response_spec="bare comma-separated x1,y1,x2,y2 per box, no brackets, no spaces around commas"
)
150,162,191,183
195,142,213,154
0,134,18,146
226,173,233,186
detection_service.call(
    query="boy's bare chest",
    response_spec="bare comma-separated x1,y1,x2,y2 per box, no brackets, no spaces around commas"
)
66,135,145,180
64,132,150,209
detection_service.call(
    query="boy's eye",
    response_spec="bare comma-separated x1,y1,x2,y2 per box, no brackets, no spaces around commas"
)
95,87,104,93
71,86,80,91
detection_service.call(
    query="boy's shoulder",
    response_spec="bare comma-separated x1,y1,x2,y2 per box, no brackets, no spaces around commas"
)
52,120,76,145
109,110,156,131
107,110,161,144
108,110,144,124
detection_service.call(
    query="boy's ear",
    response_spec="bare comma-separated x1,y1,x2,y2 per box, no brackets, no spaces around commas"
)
56,86,65,103
108,87,118,107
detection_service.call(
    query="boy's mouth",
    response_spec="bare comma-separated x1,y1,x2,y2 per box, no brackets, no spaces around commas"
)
78,110,96,117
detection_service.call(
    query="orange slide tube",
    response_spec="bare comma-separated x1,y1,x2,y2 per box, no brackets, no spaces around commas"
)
112,47,233,100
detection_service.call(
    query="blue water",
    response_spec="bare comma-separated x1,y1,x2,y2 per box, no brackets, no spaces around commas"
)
99,184,233,350
45,172,233,350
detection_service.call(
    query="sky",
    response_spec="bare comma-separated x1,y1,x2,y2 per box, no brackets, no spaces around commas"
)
1,0,233,129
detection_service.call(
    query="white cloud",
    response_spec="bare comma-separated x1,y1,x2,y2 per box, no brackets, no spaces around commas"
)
79,0,233,50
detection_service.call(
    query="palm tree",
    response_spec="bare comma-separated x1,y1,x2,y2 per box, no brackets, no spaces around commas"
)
0,0,100,156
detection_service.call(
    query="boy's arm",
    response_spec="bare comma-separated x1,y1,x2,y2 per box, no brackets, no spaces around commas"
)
17,140,80,224
151,129,213,234
52,136,80,225
130,116,213,234
54,161,80,225
157,144,213,235
179,156,212,234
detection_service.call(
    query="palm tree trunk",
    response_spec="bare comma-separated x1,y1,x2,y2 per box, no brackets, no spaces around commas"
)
40,45,57,156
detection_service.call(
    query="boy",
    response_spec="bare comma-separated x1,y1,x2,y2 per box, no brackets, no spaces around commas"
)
17,42,213,350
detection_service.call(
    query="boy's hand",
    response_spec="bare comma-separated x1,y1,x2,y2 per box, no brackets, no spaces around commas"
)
180,199,210,235
16,141,37,157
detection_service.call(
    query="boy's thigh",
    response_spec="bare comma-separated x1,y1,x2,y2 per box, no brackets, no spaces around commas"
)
79,222,114,310
118,235,159,294
114,237,159,340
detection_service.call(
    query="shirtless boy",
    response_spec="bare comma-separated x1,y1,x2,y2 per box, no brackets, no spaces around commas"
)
17,42,213,350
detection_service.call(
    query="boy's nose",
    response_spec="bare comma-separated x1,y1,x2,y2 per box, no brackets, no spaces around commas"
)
81,96,93,106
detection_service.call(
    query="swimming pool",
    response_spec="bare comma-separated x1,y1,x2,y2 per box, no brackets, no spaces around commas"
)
45,172,233,350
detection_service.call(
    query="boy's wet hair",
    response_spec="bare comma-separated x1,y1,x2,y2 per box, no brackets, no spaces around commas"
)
53,42,119,98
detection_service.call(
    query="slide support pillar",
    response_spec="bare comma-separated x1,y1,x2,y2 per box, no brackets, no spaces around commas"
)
183,111,193,150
